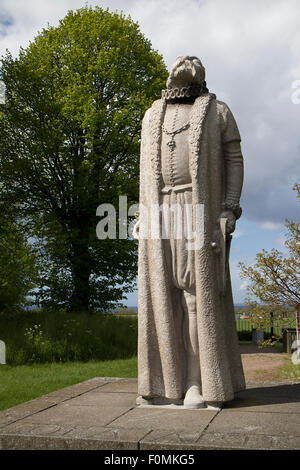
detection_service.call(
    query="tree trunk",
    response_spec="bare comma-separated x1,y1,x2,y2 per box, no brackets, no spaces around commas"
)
69,218,91,312
70,257,91,311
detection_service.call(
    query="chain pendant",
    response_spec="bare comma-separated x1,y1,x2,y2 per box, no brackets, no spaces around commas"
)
167,139,176,151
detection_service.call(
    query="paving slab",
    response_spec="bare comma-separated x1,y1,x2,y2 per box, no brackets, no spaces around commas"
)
18,402,135,427
0,397,61,428
0,377,300,450
196,431,300,450
204,409,300,437
139,428,204,450
68,391,137,407
96,379,139,394
107,407,217,432
225,382,300,413
0,421,149,450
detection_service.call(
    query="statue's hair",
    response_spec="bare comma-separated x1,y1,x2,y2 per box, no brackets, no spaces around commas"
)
167,56,205,89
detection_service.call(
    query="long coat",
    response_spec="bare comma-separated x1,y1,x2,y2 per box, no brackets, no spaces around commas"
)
137,93,246,403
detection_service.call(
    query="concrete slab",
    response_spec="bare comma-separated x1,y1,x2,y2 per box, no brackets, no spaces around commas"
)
97,380,139,393
139,428,204,450
106,407,217,432
18,402,135,427
226,382,300,413
0,377,300,450
0,397,61,428
226,399,300,413
196,431,300,450
68,391,137,407
0,421,149,450
204,409,300,437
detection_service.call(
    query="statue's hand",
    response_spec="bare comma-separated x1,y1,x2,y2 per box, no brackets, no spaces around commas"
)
132,220,140,240
220,210,236,234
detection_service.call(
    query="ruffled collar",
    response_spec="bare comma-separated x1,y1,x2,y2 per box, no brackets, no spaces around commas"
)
161,82,209,102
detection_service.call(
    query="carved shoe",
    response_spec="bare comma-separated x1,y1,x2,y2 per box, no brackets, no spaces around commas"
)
136,395,154,406
205,401,224,410
183,385,205,409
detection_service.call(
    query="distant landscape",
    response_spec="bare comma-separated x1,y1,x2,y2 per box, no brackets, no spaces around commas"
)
122,304,247,313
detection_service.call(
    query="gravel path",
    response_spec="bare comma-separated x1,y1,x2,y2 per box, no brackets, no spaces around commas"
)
239,344,289,382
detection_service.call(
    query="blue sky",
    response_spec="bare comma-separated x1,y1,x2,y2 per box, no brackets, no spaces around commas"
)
0,0,299,305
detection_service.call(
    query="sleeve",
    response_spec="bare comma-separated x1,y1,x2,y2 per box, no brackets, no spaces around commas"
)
219,102,241,144
218,102,244,218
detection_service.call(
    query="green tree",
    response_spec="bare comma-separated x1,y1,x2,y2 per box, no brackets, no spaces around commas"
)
0,206,37,313
239,184,300,335
0,6,168,311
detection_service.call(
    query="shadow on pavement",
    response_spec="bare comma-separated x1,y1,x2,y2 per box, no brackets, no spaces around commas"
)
227,383,300,408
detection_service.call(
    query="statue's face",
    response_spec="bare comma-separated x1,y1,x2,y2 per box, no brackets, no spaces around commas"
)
167,56,205,89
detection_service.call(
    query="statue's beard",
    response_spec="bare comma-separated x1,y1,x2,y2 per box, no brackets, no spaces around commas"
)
167,66,197,89
167,58,205,89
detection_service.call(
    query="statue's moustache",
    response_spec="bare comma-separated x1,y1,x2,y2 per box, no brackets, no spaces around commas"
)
172,64,196,78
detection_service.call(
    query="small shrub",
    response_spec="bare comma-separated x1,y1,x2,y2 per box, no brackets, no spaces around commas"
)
237,330,252,341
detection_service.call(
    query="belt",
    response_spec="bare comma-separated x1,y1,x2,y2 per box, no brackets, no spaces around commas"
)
161,183,193,194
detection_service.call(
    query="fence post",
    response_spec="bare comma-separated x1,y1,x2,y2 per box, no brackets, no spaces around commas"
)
270,311,274,337
283,329,287,352
296,309,300,359
0,340,5,364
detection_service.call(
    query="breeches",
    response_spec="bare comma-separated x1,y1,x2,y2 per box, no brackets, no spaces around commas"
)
161,186,196,294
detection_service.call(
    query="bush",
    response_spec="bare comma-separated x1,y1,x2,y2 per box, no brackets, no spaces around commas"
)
237,330,252,341
237,329,281,343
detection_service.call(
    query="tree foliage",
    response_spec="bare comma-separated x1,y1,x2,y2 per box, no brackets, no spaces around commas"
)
239,184,300,333
0,206,37,313
0,6,168,311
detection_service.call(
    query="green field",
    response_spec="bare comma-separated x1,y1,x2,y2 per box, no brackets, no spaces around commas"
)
0,310,138,365
0,358,138,411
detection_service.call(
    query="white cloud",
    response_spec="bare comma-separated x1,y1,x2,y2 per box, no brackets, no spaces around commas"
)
259,221,284,231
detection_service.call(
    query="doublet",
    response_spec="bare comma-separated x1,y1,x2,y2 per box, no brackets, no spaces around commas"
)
160,101,243,293
161,102,193,187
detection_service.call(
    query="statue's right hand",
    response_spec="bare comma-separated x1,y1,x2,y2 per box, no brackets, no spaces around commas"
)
219,210,236,234
132,220,140,240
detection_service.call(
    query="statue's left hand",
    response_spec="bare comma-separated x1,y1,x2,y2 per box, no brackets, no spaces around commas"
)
220,210,236,234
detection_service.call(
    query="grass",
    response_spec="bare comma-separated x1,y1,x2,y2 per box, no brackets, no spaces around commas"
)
0,358,138,411
0,309,138,365
278,356,300,381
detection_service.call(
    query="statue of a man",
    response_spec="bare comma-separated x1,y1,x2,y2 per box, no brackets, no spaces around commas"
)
135,56,245,409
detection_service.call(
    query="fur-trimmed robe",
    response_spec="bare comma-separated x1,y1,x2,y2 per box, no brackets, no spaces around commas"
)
137,93,246,403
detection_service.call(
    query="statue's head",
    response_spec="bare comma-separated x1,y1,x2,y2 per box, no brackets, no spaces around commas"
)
166,56,205,89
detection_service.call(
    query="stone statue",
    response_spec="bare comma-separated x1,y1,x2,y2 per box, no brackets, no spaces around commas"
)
134,56,245,409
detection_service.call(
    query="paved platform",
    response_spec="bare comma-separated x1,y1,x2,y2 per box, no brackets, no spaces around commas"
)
0,378,300,450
